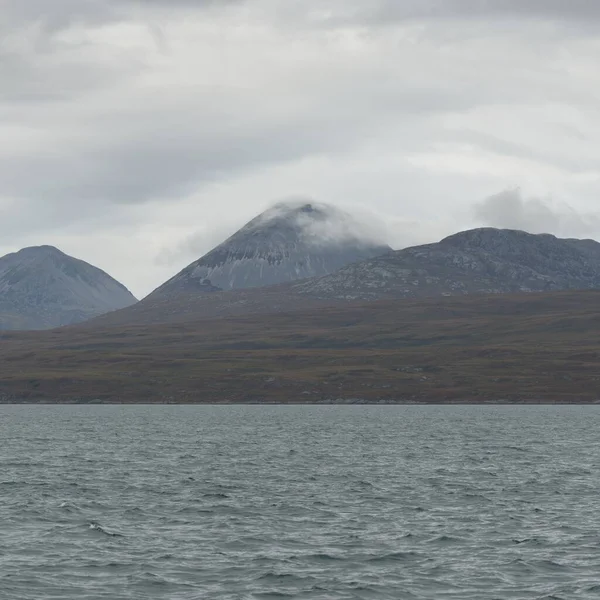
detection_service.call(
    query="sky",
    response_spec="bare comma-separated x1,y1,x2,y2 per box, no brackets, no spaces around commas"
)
2,0,600,298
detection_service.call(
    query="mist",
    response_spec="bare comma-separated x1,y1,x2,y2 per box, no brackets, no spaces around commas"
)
473,189,600,238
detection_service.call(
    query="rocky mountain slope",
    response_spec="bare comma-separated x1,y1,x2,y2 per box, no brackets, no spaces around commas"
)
151,201,391,297
0,245,137,330
293,228,600,300
88,226,600,329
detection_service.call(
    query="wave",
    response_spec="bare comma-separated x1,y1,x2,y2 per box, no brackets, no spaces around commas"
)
88,522,124,537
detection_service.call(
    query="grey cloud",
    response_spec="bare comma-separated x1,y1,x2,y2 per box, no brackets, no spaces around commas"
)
3,1,121,34
0,49,479,214
5,0,600,43
339,0,600,24
127,0,242,6
0,100,394,207
452,0,600,19
2,0,600,296
11,0,600,39
0,54,137,105
116,0,600,22
266,0,600,33
3,0,240,32
448,130,600,175
473,189,600,237
1,0,591,221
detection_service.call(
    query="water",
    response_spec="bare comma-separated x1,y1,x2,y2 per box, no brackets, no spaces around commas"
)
1,405,600,599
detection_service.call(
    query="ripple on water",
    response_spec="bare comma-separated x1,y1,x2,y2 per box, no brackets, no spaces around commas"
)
1,404,600,599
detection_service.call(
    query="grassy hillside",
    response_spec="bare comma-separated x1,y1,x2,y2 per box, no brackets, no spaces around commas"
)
2,291,600,403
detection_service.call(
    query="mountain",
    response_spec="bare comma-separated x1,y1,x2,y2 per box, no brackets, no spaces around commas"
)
0,245,137,330
151,201,391,297
89,227,600,329
293,228,600,300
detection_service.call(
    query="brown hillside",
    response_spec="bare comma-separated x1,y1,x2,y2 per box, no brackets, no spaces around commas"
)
1,291,600,404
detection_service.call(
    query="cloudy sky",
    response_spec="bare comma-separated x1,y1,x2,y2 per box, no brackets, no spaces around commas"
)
2,0,600,297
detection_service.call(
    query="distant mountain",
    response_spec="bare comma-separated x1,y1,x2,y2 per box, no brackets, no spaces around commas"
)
151,201,391,297
87,227,600,329
293,228,600,300
0,245,137,330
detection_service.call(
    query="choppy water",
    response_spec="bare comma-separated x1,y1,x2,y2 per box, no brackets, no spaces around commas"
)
2,405,600,599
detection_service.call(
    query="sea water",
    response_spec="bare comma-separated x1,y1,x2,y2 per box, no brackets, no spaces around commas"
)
1,404,600,599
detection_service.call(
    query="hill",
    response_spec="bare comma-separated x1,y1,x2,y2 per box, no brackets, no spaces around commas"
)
0,246,137,330
2,290,600,403
294,228,600,299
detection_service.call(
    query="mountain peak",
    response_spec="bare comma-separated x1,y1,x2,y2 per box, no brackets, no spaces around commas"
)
441,227,556,246
257,199,322,217
152,201,391,296
14,244,64,256
0,245,137,330
239,200,352,239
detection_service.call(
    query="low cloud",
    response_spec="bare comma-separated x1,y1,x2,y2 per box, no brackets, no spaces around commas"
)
157,198,393,268
473,189,600,238
295,201,391,248
155,197,459,273
155,218,246,267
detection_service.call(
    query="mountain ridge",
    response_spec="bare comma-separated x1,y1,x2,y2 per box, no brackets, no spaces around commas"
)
293,227,600,299
88,226,600,329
